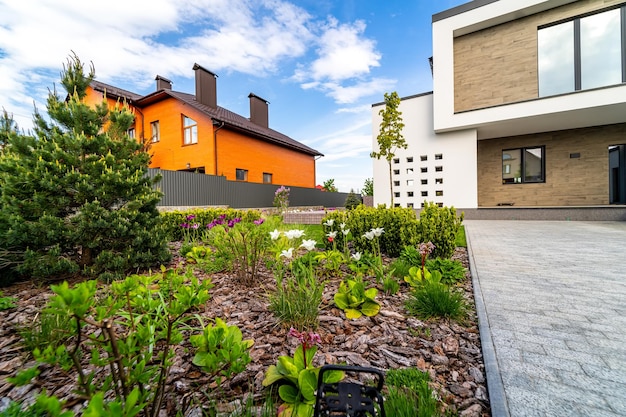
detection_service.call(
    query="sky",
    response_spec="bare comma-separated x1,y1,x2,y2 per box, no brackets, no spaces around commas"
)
0,0,467,193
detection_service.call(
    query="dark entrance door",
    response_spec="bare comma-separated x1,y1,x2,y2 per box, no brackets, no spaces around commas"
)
609,145,626,204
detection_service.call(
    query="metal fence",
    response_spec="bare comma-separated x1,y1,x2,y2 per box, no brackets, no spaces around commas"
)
147,168,352,208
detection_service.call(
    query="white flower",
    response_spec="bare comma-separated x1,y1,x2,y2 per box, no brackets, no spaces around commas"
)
363,231,375,240
323,219,334,227
339,222,346,230
280,248,294,259
342,228,350,236
326,231,337,239
300,239,317,251
284,229,305,240
270,229,281,240
351,252,362,261
372,227,385,237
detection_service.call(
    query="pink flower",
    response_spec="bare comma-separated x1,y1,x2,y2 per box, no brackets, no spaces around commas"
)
288,327,321,349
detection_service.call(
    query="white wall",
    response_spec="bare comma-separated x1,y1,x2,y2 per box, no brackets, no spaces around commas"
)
372,93,478,209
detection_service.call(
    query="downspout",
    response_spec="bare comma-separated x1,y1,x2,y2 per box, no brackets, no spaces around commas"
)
212,120,225,175
314,155,323,187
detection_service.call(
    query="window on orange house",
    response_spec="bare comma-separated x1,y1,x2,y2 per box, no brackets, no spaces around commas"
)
263,172,273,183
183,115,198,145
236,168,248,181
150,121,160,143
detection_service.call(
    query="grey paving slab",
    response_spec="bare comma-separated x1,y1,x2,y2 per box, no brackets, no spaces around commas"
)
465,220,626,417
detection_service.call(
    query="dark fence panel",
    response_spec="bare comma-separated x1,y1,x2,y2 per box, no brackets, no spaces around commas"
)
147,169,351,208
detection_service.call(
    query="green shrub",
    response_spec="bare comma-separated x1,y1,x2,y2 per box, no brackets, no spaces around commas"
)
0,392,72,417
418,202,464,259
10,268,252,416
160,208,261,241
406,281,466,320
17,310,73,354
204,217,270,285
0,291,17,311
425,258,466,285
322,206,419,257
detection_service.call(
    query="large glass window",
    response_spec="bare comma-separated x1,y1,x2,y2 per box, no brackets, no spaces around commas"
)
502,146,545,184
183,116,198,145
538,22,574,96
539,6,624,96
581,8,622,90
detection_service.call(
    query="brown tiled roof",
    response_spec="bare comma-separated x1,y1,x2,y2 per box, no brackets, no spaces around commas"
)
90,80,143,102
90,81,322,157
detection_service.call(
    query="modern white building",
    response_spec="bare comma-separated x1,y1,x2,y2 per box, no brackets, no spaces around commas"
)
373,0,626,211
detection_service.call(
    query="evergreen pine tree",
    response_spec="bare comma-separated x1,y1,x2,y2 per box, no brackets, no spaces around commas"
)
0,54,171,281
344,189,362,210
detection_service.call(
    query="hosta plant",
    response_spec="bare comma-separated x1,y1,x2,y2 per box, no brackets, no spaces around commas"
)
185,245,212,264
425,257,467,285
403,266,443,288
333,277,381,319
262,329,343,417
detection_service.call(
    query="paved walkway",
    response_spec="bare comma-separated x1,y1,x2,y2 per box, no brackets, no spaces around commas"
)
464,220,626,417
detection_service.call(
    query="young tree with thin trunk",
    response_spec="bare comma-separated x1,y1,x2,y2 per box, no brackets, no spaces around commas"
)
371,91,406,207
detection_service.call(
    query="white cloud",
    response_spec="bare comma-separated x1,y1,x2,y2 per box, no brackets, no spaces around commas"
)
0,0,315,120
336,104,372,114
292,18,394,104
321,77,396,104
310,18,380,81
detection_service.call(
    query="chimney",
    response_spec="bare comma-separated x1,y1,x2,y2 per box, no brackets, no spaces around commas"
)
193,63,218,108
248,93,269,128
155,75,172,90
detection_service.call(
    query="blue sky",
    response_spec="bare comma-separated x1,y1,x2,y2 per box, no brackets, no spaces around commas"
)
0,0,467,192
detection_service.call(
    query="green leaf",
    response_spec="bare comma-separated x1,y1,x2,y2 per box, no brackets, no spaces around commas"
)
363,287,378,300
7,366,40,386
279,384,299,403
277,356,298,379
361,300,381,317
345,308,362,319
262,365,283,386
299,369,317,403
295,402,314,417
322,369,344,384
333,293,350,310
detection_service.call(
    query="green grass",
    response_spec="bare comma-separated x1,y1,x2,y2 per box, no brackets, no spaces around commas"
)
455,226,467,248
385,368,442,417
406,281,466,321
291,223,324,244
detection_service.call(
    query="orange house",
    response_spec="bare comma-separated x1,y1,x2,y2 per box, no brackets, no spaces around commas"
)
85,64,322,188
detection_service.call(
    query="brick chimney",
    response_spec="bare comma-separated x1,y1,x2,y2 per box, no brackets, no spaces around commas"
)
155,75,172,90
248,93,269,128
193,63,218,108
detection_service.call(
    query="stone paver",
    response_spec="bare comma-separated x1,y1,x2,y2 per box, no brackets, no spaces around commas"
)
465,221,626,417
